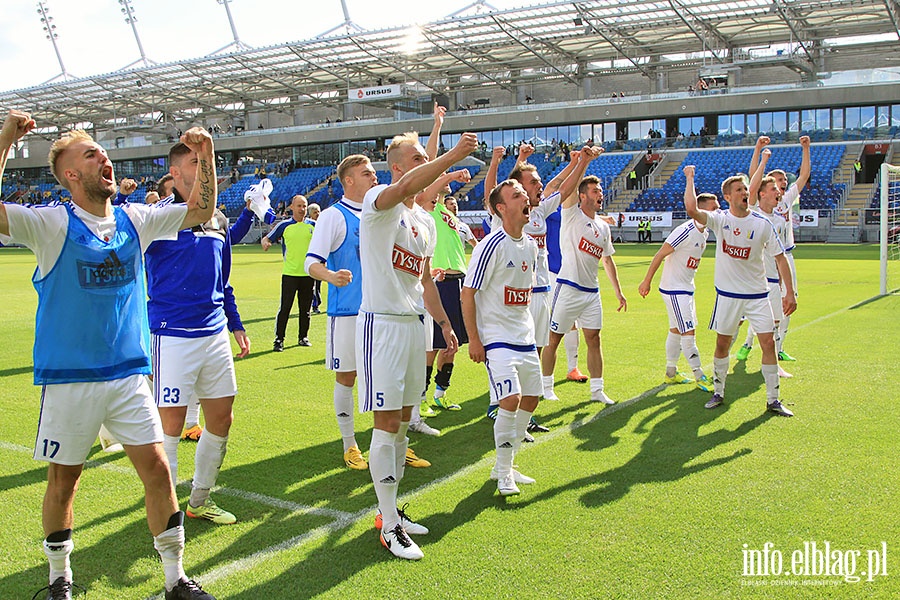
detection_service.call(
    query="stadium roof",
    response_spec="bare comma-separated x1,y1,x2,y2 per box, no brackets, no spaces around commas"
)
2,0,898,131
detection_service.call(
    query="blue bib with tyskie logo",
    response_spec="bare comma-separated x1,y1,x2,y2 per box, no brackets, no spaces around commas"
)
32,203,150,384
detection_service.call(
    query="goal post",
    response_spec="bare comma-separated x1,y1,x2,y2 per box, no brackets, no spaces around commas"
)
880,162,900,295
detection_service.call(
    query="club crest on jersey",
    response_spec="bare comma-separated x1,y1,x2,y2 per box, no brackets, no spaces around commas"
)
734,227,741,237
392,244,424,277
585,223,600,238
504,285,532,306
686,256,701,269
521,261,528,272
578,237,604,259
721,239,750,260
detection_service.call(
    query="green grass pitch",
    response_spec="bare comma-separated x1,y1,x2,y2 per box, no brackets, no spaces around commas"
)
0,242,897,599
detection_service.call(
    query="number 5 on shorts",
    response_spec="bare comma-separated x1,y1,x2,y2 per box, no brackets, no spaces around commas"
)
376,391,385,408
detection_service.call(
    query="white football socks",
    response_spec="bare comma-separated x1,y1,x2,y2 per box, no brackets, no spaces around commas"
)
191,430,228,507
369,429,399,531
334,382,357,452
163,434,180,488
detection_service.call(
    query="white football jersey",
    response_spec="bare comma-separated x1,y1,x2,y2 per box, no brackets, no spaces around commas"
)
705,210,782,297
464,227,538,347
359,185,436,316
557,204,615,291
659,219,708,293
774,183,799,251
523,191,562,289
752,207,787,282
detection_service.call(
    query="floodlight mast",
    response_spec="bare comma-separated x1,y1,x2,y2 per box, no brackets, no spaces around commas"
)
119,0,157,69
36,1,74,84
211,0,253,54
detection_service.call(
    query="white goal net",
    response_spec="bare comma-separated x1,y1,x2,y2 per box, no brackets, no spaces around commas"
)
880,163,900,295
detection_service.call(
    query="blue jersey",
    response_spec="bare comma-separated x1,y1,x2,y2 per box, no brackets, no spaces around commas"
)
146,192,243,338
33,204,150,384
325,202,362,316
546,204,562,274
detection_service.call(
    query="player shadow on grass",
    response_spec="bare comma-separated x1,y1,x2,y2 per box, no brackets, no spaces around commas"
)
521,382,770,511
0,495,184,597
222,480,502,600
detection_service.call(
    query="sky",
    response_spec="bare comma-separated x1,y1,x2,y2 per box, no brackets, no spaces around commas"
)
0,0,526,93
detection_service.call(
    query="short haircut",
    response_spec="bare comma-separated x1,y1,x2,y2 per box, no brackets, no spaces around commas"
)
386,132,419,169
721,175,746,197
488,180,517,215
337,154,371,182
697,192,718,208
757,176,778,198
156,174,174,196
168,142,192,167
508,161,537,183
307,203,320,214
766,169,787,181
291,194,307,205
144,191,160,203
48,129,93,188
578,175,601,196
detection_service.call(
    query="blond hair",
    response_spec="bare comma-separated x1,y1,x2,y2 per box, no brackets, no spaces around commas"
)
386,132,419,169
721,175,746,198
48,129,93,188
337,154,371,183
508,161,537,183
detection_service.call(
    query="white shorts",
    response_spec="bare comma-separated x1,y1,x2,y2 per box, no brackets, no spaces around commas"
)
529,290,551,347
357,312,425,413
35,375,163,465
326,315,357,372
548,272,580,330
152,329,237,407
661,291,698,334
485,347,542,404
423,312,434,353
550,282,603,333
767,282,784,322
709,294,775,337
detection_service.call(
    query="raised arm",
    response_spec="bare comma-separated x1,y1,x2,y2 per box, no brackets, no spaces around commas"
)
0,110,37,236
179,127,217,229
638,243,675,298
421,169,471,206
795,135,811,193
748,148,772,206
425,102,446,161
683,165,707,226
558,146,602,204
748,135,770,180
484,146,506,197
374,133,478,211
516,142,534,165
544,148,584,197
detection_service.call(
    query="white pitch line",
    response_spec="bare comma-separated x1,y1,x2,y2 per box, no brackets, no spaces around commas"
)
211,486,353,521
0,296,873,599
146,384,671,597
